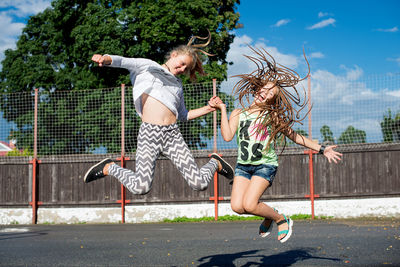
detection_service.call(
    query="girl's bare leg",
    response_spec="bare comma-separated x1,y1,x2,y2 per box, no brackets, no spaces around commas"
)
242,176,281,219
233,175,288,240
230,176,250,214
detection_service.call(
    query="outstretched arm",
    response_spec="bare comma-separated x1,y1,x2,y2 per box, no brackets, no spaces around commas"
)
91,54,149,74
284,128,342,163
187,96,220,120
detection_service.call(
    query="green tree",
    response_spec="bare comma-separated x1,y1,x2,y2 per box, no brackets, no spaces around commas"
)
320,125,334,143
337,126,366,144
395,117,400,142
0,0,240,154
380,109,400,143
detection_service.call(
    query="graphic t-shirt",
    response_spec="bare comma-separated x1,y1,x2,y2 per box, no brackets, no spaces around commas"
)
236,110,278,166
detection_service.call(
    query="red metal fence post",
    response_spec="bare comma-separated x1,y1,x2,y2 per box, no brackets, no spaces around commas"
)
304,149,319,219
208,79,223,220
29,88,42,224
29,158,38,224
116,84,130,223
304,75,319,219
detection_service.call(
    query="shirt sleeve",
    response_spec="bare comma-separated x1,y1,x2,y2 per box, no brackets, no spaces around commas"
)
177,90,189,121
105,55,152,74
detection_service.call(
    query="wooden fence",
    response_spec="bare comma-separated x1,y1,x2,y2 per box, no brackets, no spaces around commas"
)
1,143,399,208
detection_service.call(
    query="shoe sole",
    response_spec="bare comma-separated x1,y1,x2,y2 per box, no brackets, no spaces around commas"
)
279,219,293,243
260,208,279,238
210,153,234,179
83,158,111,183
259,219,273,238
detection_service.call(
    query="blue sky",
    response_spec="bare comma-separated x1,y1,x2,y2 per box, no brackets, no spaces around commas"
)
0,0,399,146
235,0,399,76
0,0,398,74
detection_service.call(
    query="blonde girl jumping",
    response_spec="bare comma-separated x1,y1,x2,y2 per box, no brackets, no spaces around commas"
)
84,33,234,195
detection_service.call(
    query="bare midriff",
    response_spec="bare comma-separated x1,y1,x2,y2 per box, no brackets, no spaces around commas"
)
141,93,177,125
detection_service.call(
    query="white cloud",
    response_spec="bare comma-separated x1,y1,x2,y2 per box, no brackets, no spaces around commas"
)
0,12,25,44
386,89,400,97
0,12,25,66
339,65,364,81
318,12,330,18
374,26,398,33
272,19,290,27
228,35,299,69
0,0,52,17
312,66,372,105
309,52,324,59
387,57,400,66
307,18,336,30
0,1,51,68
310,67,400,142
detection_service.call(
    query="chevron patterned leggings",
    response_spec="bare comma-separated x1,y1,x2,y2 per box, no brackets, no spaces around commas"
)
108,122,219,194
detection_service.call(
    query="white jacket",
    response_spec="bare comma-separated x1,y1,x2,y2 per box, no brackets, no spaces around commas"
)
106,55,189,121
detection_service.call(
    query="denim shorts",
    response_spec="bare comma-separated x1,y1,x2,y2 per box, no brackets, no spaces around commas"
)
235,163,278,184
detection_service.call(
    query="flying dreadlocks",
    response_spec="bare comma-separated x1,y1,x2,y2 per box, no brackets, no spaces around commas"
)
232,46,311,150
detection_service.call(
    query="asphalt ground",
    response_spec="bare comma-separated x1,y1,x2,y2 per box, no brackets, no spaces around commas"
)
0,218,399,267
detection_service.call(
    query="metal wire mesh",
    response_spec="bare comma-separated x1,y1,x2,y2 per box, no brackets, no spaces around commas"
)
1,74,399,163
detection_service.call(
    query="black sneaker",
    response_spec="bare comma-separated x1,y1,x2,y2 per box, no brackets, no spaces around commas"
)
210,153,234,180
84,158,114,183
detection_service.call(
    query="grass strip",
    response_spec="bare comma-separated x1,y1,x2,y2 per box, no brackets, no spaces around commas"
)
162,214,333,223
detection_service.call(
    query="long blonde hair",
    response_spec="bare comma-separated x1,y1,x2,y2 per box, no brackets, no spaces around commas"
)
166,31,214,81
233,46,310,150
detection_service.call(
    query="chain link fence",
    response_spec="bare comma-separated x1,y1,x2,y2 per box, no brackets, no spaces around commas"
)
1,74,400,163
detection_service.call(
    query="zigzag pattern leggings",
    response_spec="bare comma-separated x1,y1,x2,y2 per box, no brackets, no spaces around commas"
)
108,122,218,194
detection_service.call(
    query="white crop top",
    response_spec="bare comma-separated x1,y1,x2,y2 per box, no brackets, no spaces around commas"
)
106,55,189,121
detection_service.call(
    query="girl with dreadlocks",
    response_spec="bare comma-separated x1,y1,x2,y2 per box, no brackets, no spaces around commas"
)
84,32,234,195
214,47,342,243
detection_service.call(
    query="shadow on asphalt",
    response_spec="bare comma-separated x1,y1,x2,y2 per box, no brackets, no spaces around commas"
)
0,230,48,241
197,248,342,266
